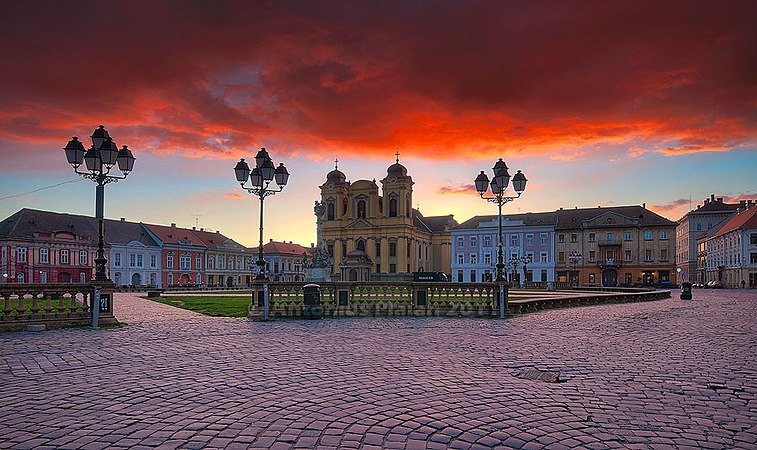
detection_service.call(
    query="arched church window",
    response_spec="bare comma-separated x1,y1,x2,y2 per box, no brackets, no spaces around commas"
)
327,202,335,220
389,198,398,217
357,200,366,219
357,239,366,251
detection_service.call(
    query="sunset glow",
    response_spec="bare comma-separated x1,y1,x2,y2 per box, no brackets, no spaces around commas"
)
1,1,755,246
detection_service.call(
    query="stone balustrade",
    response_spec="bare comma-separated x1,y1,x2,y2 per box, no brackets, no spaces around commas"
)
0,283,118,331
250,281,508,319
250,281,670,319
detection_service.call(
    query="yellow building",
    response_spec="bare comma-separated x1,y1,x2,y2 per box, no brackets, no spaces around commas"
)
320,157,456,281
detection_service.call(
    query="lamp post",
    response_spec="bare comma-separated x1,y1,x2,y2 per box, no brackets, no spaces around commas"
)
475,158,527,318
234,148,289,320
508,254,532,288
64,126,135,328
568,251,583,286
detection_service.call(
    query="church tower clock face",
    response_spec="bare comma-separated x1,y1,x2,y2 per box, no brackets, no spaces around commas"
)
389,176,397,184
327,182,334,189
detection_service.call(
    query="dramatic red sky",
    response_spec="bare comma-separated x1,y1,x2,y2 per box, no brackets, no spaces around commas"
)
1,1,755,245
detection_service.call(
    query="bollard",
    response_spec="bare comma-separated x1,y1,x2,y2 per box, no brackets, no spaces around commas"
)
680,282,692,300
302,284,323,319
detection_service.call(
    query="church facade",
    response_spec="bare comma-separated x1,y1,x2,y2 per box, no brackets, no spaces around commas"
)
319,157,456,281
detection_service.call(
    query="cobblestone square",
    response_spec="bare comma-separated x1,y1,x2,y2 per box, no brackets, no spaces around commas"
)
1,290,756,449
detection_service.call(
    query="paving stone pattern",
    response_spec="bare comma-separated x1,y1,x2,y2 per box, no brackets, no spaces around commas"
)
1,290,756,449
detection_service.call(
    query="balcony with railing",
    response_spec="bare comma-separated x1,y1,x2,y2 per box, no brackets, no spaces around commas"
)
597,258,622,268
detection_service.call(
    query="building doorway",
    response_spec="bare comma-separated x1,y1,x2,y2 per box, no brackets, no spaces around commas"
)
226,276,233,287
602,269,618,287
131,273,141,286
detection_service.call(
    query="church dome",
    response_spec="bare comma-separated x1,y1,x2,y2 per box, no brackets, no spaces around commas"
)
387,162,407,177
326,168,346,185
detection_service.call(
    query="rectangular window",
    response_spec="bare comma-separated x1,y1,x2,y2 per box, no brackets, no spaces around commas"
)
751,234,757,245
484,236,491,247
376,242,381,257
470,236,477,247
588,233,596,242
327,243,334,257
40,248,49,264
79,250,87,265
196,255,203,270
470,270,476,282
541,270,547,282
115,252,122,267
130,254,136,267
17,247,27,263
589,273,596,284
589,251,596,262
541,234,548,245
180,253,191,270
558,251,565,262
558,234,565,243
625,250,632,261
167,253,174,268
660,249,668,261
1,247,5,265
484,253,491,265
342,242,347,256
457,236,464,247
457,270,464,282
511,235,519,246
151,254,157,268
40,272,47,284
571,233,578,243
625,273,632,284
625,231,632,241
606,232,613,243
750,253,757,264
137,254,143,267
457,253,464,265
660,230,668,240
526,234,533,245
389,242,397,257
645,249,653,261
389,263,397,273
470,254,477,264
645,231,653,240
60,249,68,264
540,252,548,263
219,256,225,269
376,263,381,273
168,273,173,285
526,251,534,263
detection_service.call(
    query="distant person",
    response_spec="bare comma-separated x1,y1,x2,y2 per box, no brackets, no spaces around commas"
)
742,280,746,289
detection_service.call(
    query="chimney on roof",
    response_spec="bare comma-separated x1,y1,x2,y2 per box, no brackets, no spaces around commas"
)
643,202,646,209
711,194,715,201
717,197,723,203
269,238,273,242
192,226,196,230
200,228,204,231
120,217,125,222
171,223,176,227
748,200,755,208
216,230,220,233
311,243,315,248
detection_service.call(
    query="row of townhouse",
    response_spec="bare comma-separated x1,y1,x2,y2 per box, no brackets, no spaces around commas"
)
0,209,311,287
696,205,757,288
451,205,678,287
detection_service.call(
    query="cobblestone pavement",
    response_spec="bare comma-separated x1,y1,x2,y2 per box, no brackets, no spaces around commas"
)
1,290,756,449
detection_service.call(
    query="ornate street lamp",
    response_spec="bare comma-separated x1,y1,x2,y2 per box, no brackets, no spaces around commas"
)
234,148,289,320
568,251,583,286
475,158,527,318
508,254,532,288
64,125,135,327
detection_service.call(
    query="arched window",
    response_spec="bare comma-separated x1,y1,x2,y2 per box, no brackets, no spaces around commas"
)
327,202,335,220
357,239,366,251
389,198,398,217
357,200,366,219
406,195,411,218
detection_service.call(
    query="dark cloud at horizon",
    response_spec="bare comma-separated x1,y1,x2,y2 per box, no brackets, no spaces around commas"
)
1,0,755,161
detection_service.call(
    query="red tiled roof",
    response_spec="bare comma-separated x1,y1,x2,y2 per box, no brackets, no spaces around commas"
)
143,223,206,247
250,240,312,256
710,206,757,239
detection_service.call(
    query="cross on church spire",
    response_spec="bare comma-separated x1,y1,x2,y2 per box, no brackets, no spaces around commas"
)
395,151,400,163
334,158,339,169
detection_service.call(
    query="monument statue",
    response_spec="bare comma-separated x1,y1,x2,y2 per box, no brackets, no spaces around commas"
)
304,200,333,282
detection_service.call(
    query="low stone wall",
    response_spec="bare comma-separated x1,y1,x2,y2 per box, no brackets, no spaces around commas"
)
0,283,119,332
249,281,670,319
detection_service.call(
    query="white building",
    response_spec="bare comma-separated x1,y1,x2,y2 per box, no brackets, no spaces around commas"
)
700,206,757,288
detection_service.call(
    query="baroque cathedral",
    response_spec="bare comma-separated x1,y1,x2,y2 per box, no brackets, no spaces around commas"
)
319,155,457,281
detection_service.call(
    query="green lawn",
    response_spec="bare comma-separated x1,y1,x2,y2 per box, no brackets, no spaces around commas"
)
148,295,252,317
0,298,84,317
